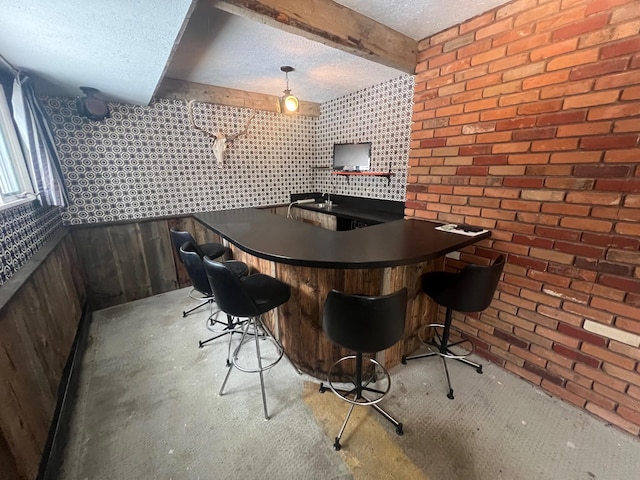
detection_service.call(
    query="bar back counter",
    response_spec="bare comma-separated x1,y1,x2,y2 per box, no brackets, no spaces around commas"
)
195,208,490,379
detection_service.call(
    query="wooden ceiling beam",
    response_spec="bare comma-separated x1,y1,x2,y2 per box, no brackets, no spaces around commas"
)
156,77,321,116
214,0,417,74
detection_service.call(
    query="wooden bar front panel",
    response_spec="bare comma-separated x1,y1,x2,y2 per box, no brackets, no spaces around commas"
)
228,243,442,379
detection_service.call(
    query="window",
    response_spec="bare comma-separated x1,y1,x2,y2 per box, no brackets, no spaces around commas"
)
0,86,32,206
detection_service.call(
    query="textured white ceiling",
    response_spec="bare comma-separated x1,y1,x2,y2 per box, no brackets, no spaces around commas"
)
336,0,513,40
164,6,403,103
0,0,193,105
0,0,512,106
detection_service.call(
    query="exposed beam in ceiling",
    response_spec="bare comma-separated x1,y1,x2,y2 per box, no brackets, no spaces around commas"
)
156,78,321,116
214,0,417,74
151,0,199,103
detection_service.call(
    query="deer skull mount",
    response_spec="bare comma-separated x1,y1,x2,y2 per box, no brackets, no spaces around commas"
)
187,100,255,167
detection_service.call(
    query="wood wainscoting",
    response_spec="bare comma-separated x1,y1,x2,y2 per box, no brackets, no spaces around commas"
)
71,216,225,310
0,230,85,480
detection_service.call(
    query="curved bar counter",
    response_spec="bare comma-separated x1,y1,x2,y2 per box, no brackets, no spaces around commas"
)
195,208,490,379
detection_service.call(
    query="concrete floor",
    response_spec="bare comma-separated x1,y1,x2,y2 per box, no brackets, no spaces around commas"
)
60,288,640,479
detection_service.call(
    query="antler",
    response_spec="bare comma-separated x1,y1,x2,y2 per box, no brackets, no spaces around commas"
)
187,100,218,138
227,111,257,142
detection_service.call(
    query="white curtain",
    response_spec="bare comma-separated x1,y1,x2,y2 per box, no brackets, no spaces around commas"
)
11,71,68,207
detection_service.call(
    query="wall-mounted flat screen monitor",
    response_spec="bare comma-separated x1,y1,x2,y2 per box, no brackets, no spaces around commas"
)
332,142,371,171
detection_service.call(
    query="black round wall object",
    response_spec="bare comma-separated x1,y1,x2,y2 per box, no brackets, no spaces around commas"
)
77,87,110,121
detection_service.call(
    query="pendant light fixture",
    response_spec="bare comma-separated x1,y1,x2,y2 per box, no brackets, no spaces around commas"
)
280,66,299,114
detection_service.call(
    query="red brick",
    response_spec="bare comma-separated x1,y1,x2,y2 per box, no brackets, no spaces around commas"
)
537,110,587,126
420,138,447,148
503,177,544,188
596,179,640,193
563,90,620,109
586,0,637,16
592,297,640,320
472,155,508,166
604,149,640,163
513,127,557,141
566,381,616,410
525,165,573,176
544,178,595,190
587,102,640,121
514,2,561,28
553,343,600,368
503,30,547,53
573,165,631,178
559,217,612,233
550,151,603,164
602,37,640,59
617,405,640,428
581,232,639,249
542,381,586,408
535,226,580,241
464,98,498,112
574,363,628,392
518,100,563,115
508,254,548,271
575,258,633,276
557,121,612,137
512,234,553,249
522,71,569,90
495,117,537,131
523,361,565,386
532,138,579,151
581,135,638,150
547,48,599,71
592,206,640,221
595,70,640,90
622,85,640,100
540,79,594,99
460,145,491,155
558,323,606,346
552,13,610,42
566,191,621,205
479,107,518,121
476,17,514,39
570,57,630,80
528,269,571,288
586,403,640,436
549,265,597,283
499,91,539,107
541,203,588,217
624,218,640,238
518,212,560,227
554,240,605,258
602,362,640,387
616,316,640,335
460,11,496,35
530,38,579,62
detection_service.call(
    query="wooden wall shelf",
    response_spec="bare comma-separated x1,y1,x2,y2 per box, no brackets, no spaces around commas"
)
332,171,394,184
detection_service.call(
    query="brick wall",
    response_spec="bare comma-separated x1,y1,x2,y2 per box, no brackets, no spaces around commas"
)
406,0,640,436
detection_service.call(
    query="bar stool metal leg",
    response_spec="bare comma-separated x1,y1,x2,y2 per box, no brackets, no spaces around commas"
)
219,314,283,420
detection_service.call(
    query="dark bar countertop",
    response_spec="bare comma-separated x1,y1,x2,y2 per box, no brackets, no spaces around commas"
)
195,208,490,269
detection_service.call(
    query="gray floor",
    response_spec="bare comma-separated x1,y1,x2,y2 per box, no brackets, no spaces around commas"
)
60,288,640,480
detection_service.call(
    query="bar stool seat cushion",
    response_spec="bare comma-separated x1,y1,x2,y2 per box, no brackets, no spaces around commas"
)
243,274,291,315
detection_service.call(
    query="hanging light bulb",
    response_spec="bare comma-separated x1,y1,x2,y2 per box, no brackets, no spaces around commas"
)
280,66,299,113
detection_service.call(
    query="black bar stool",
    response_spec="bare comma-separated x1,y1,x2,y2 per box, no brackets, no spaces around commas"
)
170,228,229,317
203,257,291,420
402,255,505,399
319,288,407,451
179,242,249,357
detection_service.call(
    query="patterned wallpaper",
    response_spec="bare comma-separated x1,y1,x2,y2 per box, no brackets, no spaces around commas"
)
0,202,62,285
1,74,413,285
45,97,317,224
315,75,413,201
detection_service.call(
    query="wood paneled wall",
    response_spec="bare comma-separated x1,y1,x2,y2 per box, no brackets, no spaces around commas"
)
0,232,85,480
71,216,224,310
